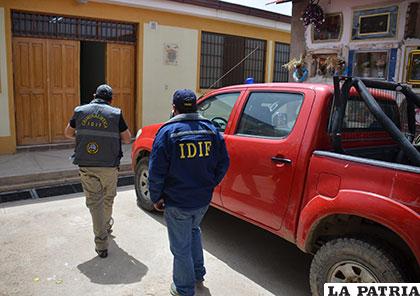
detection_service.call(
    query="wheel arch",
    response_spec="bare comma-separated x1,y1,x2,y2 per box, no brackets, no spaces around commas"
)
136,149,151,166
306,213,419,280
297,192,420,281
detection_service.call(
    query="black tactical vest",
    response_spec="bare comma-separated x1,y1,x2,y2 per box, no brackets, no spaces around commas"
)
73,99,122,167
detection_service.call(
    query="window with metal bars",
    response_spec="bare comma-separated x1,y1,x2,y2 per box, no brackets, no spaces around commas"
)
273,42,290,82
12,11,136,43
200,32,266,89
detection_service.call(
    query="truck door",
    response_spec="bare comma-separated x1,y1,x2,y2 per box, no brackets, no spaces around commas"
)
196,91,243,206
220,89,315,230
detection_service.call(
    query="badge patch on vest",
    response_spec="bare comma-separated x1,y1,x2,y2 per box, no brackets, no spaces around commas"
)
179,141,211,159
86,142,99,154
81,114,109,129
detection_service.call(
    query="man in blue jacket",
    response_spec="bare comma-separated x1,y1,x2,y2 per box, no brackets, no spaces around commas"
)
149,89,230,296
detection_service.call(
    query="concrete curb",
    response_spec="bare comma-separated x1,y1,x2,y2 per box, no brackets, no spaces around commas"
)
0,164,133,193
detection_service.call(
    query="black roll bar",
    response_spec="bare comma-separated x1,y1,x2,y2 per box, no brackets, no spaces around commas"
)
401,85,420,108
354,79,420,166
359,78,420,109
331,76,352,153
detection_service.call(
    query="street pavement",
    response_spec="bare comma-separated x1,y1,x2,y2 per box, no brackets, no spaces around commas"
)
0,187,312,296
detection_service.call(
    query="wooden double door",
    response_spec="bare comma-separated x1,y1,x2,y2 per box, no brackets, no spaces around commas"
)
106,43,135,136
13,37,135,145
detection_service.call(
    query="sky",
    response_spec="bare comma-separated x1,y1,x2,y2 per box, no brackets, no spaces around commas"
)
221,0,292,16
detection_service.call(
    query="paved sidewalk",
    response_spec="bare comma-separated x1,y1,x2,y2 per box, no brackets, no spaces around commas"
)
0,144,133,192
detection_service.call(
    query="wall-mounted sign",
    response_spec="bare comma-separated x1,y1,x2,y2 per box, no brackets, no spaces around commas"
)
164,43,179,66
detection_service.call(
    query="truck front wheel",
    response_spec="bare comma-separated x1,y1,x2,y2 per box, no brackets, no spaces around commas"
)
310,238,405,296
134,156,154,211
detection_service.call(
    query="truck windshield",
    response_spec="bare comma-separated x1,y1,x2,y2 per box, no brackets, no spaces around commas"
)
198,92,240,132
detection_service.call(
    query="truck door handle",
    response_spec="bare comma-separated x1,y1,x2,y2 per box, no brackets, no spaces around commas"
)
271,156,292,165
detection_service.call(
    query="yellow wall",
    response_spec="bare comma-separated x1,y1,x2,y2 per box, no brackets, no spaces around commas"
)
0,7,10,137
0,6,15,154
0,0,290,153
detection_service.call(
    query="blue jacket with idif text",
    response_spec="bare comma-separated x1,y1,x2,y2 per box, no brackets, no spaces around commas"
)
148,113,230,210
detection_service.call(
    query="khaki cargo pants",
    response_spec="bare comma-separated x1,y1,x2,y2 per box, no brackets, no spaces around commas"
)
79,167,118,251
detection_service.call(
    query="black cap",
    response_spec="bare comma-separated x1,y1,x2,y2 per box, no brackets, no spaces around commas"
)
172,89,197,113
95,84,113,101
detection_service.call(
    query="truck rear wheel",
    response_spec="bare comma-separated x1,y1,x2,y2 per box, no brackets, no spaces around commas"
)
309,238,405,296
134,156,154,211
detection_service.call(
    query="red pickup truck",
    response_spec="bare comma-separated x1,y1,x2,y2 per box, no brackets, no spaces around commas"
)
131,77,420,294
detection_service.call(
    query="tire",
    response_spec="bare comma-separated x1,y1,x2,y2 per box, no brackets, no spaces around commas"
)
134,156,154,211
310,238,406,296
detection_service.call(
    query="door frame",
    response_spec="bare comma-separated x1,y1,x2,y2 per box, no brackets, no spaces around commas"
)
11,11,138,146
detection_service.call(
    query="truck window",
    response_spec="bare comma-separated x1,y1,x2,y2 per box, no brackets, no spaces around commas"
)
338,92,410,163
198,92,240,132
344,96,400,132
236,92,303,138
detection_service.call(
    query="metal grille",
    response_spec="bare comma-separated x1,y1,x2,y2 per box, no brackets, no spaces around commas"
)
200,31,266,88
200,32,224,88
12,11,136,43
273,42,290,82
243,38,266,83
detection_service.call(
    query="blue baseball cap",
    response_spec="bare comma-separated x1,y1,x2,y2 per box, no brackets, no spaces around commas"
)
172,89,197,113
95,84,113,101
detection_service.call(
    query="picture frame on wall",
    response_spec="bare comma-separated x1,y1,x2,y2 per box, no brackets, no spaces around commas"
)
312,13,343,42
352,50,389,80
359,12,390,35
351,5,398,40
407,50,420,84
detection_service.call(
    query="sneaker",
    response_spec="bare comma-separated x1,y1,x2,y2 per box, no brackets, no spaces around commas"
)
170,282,180,296
95,249,108,258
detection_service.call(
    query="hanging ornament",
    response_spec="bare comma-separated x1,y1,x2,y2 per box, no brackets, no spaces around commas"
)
292,66,308,82
301,0,325,31
325,56,346,76
283,55,308,83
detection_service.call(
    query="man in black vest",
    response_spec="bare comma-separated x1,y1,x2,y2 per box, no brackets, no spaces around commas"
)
64,84,131,258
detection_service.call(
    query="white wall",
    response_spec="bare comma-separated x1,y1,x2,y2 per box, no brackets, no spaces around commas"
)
142,23,198,126
305,0,409,51
303,0,420,83
0,7,10,137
